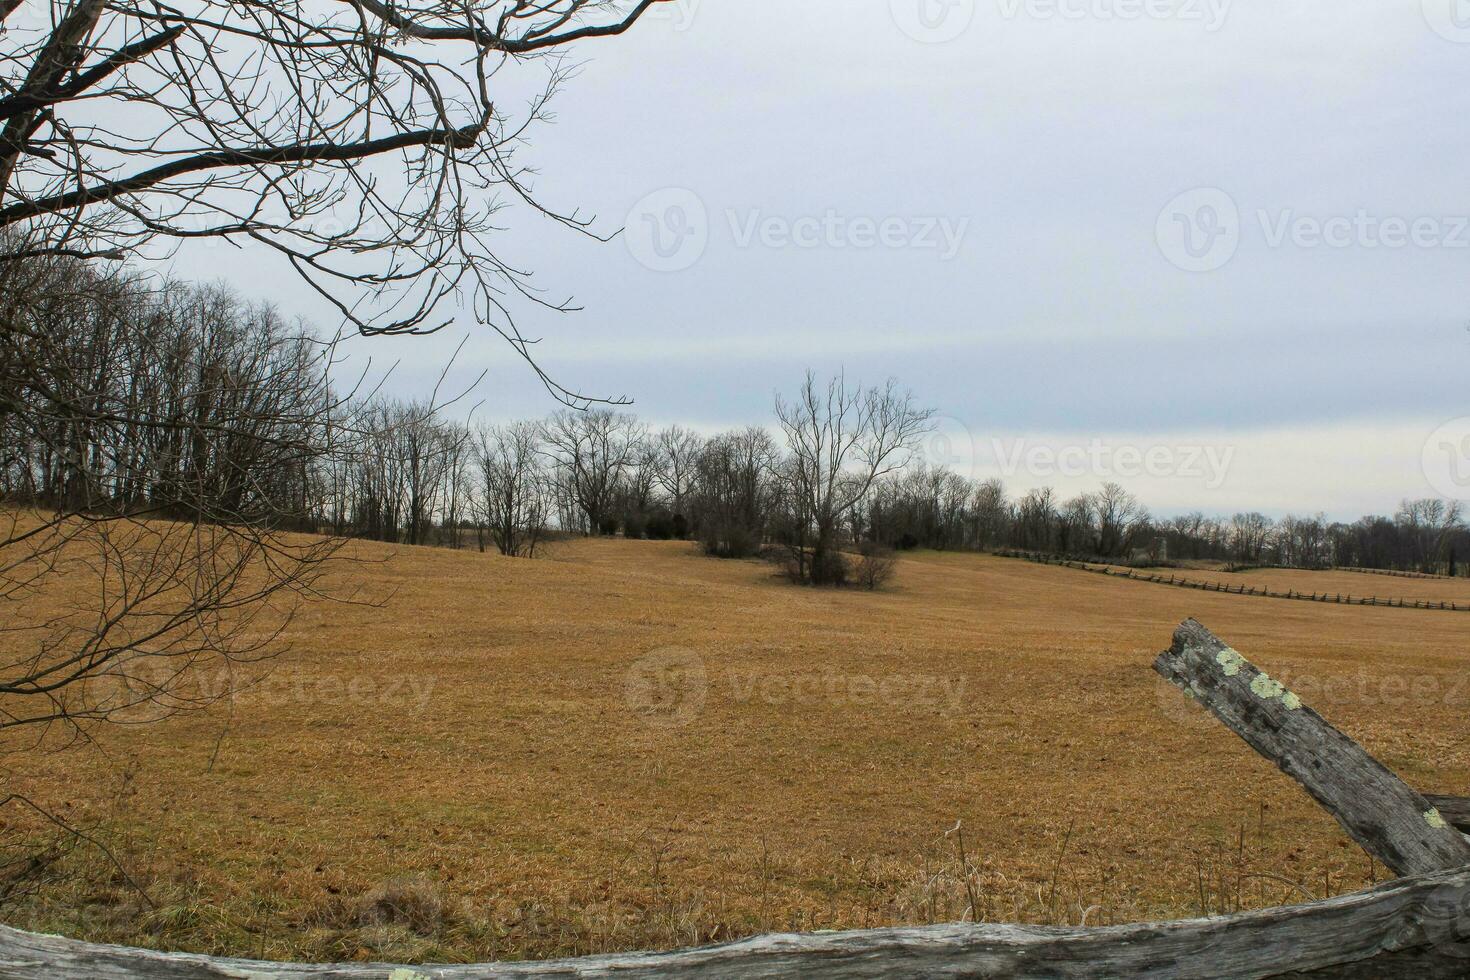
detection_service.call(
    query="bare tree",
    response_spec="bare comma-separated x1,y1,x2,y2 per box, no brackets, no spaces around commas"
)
622,435,660,526
693,426,778,558
0,1,665,898
1057,493,1096,555
0,251,352,741
970,478,1009,551
0,0,662,401
1396,499,1465,573
473,420,548,557
774,372,933,585
540,409,643,535
1229,512,1272,563
1014,487,1057,552
653,425,705,519
1092,482,1149,558
440,421,474,549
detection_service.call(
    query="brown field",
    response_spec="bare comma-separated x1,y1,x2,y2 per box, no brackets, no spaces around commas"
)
5,535,1469,964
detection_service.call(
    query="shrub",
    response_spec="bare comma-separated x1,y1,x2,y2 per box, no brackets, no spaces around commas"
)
772,543,895,590
771,546,807,584
853,542,898,591
808,547,849,587
597,515,619,536
702,524,761,559
671,512,690,540
622,512,647,539
645,510,675,540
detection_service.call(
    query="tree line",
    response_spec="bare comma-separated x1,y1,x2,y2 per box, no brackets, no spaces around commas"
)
307,416,1469,580
304,398,1470,580
4,258,1464,583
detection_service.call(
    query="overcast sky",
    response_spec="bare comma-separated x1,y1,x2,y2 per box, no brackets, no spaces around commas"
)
161,0,1470,521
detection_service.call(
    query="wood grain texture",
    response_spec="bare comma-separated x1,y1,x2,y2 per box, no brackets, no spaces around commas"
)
1153,619,1470,877
0,864,1467,978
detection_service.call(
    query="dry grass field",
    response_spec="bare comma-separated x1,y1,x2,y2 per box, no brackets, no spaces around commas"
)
4,533,1468,964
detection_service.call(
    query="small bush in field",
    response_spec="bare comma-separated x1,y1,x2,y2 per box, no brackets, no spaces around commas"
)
702,525,760,559
810,547,849,586
853,542,898,591
773,546,852,586
645,511,675,540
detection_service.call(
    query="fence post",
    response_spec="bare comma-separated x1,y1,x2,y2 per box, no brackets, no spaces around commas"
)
1154,619,1470,876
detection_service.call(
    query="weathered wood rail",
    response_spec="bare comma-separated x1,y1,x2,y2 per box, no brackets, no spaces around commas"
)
995,550,1470,611
0,621,1466,978
3,871,1469,979
1155,619,1470,876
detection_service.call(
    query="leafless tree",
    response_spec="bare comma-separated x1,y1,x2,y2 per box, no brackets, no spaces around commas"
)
692,426,777,558
440,421,474,549
473,420,548,557
540,409,643,535
623,435,660,519
0,0,665,898
970,478,1009,551
0,251,357,746
1276,513,1330,569
399,402,465,547
1092,482,1149,558
1228,512,1273,564
1395,498,1465,573
1013,487,1057,552
653,425,705,517
0,0,663,402
1057,493,1095,555
774,371,932,585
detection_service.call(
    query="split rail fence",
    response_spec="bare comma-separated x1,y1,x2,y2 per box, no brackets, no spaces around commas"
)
994,550,1470,612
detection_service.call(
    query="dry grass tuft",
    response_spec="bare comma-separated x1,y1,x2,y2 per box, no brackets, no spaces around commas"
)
353,877,444,935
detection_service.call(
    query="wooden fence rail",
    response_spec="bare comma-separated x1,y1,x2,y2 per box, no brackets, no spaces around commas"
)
994,550,1470,612
1329,566,1461,581
1,622,1466,978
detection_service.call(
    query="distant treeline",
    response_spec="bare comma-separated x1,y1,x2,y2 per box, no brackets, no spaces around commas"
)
3,255,1464,576
1,254,330,528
